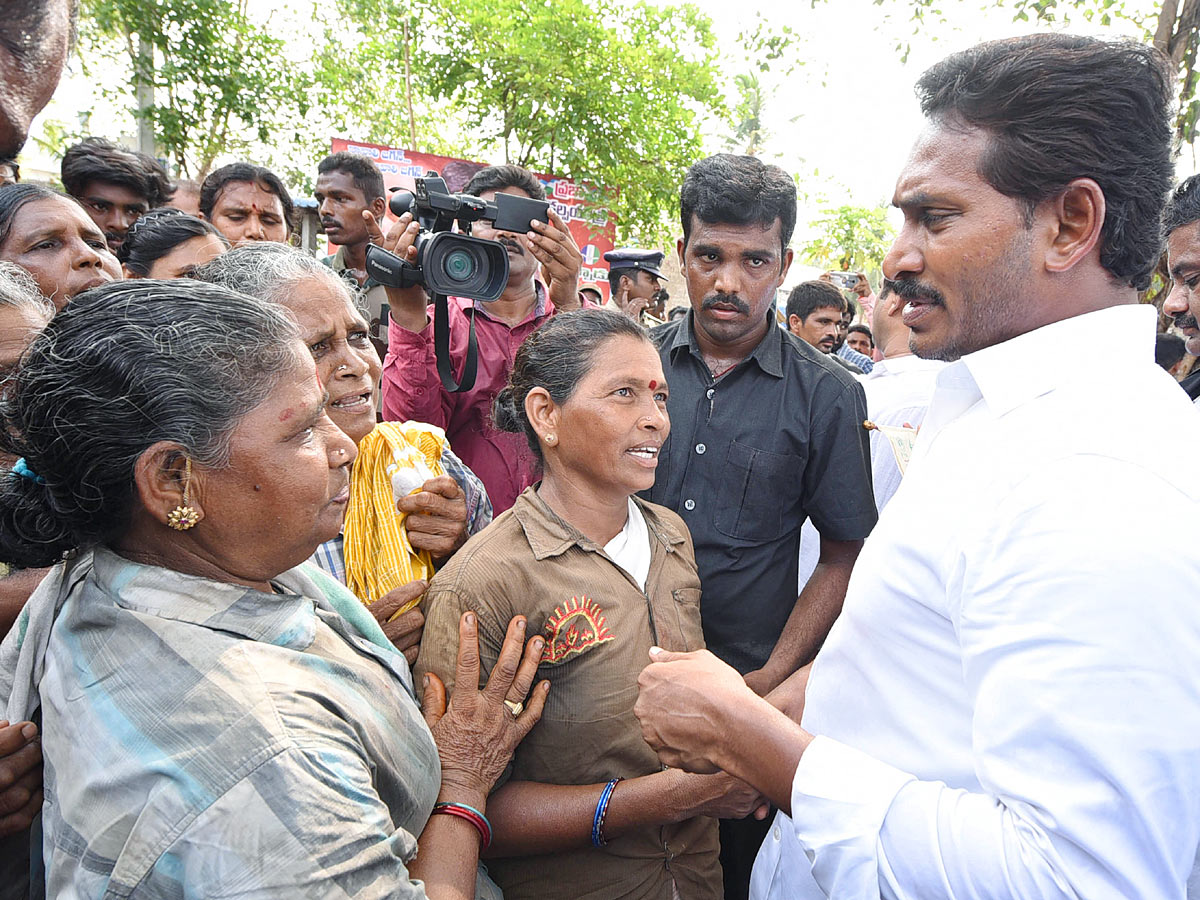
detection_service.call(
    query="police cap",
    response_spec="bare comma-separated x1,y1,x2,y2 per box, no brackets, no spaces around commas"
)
603,248,668,281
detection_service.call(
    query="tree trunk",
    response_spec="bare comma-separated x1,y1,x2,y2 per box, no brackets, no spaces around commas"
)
1158,0,1200,68
134,32,155,157
403,18,418,150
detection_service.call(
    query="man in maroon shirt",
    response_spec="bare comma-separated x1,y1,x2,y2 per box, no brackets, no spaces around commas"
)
379,165,586,512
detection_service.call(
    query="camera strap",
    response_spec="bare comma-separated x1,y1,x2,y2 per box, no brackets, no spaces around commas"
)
433,292,479,393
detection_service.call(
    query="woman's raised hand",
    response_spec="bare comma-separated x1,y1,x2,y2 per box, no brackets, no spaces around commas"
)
422,613,548,804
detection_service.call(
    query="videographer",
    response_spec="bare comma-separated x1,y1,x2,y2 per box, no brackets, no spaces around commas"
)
377,164,586,513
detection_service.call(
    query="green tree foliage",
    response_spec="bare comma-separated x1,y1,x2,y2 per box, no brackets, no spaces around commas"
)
727,73,769,156
81,0,312,177
801,204,896,277
329,0,725,244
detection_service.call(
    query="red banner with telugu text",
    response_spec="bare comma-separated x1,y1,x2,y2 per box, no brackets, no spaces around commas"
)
330,138,618,300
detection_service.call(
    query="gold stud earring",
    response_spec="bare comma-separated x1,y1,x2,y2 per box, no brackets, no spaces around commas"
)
167,458,201,531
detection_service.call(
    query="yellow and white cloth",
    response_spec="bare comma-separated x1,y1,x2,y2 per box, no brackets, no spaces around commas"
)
343,421,448,615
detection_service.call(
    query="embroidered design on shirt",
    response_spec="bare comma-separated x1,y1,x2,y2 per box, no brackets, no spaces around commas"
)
542,595,614,663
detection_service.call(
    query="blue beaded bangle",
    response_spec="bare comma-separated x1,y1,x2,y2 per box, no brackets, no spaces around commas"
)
591,778,622,848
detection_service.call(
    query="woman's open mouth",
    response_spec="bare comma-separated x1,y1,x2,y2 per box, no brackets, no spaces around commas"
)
331,391,372,413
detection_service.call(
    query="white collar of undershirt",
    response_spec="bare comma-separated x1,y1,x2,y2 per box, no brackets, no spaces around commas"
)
602,497,651,591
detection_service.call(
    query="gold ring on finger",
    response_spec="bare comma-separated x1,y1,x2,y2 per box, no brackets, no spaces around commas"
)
503,699,524,718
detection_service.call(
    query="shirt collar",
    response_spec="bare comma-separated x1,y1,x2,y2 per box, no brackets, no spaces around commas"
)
667,310,784,379
329,245,382,290
954,304,1155,418
92,546,320,650
867,354,947,379
511,487,686,561
471,280,550,322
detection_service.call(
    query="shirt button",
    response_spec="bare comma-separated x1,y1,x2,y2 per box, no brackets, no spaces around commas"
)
706,388,715,399
695,443,706,455
772,825,781,841
684,499,696,511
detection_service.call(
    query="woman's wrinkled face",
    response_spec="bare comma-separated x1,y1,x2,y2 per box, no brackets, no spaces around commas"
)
282,277,381,446
0,196,119,309
189,348,357,582
0,303,49,387
539,335,670,502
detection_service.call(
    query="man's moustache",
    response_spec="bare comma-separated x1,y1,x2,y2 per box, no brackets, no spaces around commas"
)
1175,312,1199,330
497,237,524,256
701,293,749,313
885,277,946,306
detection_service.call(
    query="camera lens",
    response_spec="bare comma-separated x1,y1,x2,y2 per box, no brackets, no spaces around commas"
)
442,247,479,283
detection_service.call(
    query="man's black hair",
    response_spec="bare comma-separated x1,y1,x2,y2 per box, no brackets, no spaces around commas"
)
847,323,874,347
61,137,172,207
916,34,1173,290
317,151,385,204
680,154,796,257
199,162,294,230
1164,175,1200,238
1155,332,1187,371
463,164,546,201
785,280,845,323
607,267,640,294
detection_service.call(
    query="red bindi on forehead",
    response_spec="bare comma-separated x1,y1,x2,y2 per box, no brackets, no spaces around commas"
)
649,380,658,390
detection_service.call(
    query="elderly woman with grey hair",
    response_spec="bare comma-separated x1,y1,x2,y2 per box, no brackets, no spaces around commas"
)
195,243,493,657
0,262,52,410
0,263,52,871
0,279,548,899
0,262,54,631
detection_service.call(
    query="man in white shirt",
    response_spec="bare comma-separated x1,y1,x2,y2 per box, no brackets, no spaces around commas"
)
858,282,944,507
794,282,942,589
634,33,1200,900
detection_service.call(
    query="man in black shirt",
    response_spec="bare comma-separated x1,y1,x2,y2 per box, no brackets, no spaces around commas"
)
643,153,878,899
1163,174,1200,404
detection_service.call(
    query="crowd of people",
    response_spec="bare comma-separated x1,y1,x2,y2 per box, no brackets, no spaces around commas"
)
0,5,1199,899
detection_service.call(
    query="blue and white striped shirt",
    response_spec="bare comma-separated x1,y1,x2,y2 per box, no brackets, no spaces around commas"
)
33,548,450,898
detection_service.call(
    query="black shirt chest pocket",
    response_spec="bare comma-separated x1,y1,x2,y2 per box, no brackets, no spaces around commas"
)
713,441,804,542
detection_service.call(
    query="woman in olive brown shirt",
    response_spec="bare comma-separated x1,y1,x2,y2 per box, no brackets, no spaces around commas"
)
416,310,766,900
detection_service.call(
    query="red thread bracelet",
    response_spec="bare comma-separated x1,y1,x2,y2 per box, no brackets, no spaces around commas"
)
432,801,493,850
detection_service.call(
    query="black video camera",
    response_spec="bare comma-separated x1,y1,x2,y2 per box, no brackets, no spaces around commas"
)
365,176,550,302
364,175,551,392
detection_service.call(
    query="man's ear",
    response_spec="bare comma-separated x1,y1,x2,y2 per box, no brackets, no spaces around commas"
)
524,387,559,446
676,236,686,270
787,313,803,335
132,442,205,529
776,247,794,287
1044,178,1105,275
370,195,386,219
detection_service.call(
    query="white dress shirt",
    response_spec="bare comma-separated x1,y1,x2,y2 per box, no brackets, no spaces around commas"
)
795,354,944,591
859,354,945,508
753,305,1200,900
